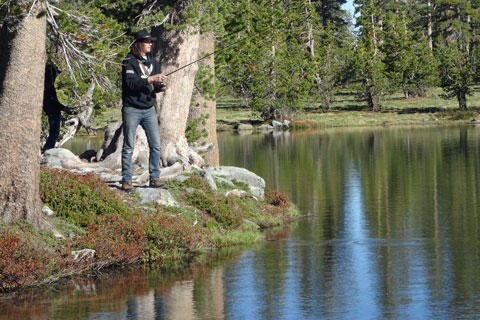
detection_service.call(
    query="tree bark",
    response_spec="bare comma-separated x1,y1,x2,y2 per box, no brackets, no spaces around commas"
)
427,0,433,51
457,90,467,110
188,32,219,166
0,1,49,230
154,26,204,167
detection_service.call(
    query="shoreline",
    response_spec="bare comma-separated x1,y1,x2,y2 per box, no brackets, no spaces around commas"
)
0,163,298,294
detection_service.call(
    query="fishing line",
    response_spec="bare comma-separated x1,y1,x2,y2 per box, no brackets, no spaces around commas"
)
165,35,250,76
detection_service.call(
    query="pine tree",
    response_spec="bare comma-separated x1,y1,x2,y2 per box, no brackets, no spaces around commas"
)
314,0,348,29
216,0,324,120
433,0,479,109
382,2,437,98
353,0,388,111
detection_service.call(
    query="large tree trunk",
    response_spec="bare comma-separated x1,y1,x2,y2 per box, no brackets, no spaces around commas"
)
154,26,204,167
427,0,433,51
188,32,219,166
457,90,467,110
0,1,48,230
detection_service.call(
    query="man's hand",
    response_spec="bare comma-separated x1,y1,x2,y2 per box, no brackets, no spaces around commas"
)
148,73,166,84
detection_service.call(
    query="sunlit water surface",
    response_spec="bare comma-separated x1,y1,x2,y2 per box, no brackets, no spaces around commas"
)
2,126,480,319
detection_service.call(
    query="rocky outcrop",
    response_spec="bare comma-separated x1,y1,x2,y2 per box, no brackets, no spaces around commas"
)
135,188,179,207
41,149,266,201
41,148,83,169
205,166,265,198
272,120,290,130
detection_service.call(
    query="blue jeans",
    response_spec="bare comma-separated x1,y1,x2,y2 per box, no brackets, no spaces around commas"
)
43,114,61,150
121,106,161,182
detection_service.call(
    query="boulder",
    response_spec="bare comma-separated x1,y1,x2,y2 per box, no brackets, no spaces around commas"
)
175,175,190,183
96,172,123,183
42,205,55,217
41,148,82,169
185,187,197,193
206,166,265,198
272,120,290,130
135,188,179,207
215,176,235,187
272,120,283,129
258,124,274,131
225,189,249,198
236,123,254,131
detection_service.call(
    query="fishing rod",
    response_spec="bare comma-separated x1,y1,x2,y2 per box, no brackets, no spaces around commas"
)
164,36,248,76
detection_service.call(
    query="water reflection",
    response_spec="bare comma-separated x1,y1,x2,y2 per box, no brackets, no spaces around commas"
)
3,126,480,319
62,133,105,155
218,126,480,319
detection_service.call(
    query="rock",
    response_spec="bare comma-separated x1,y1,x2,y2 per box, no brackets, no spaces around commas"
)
191,143,213,153
159,162,185,179
51,228,65,240
272,120,290,130
175,175,190,183
185,187,197,193
225,189,248,198
72,249,95,263
41,148,82,169
70,168,97,174
135,188,179,207
243,219,260,229
272,120,283,129
214,176,235,187
236,123,254,131
96,172,122,183
200,170,218,190
206,166,265,198
470,118,480,124
258,124,274,131
42,205,55,217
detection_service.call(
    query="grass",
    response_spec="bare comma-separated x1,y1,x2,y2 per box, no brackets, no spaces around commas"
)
216,87,480,128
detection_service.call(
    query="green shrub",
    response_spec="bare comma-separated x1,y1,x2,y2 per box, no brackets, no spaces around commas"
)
40,168,130,226
178,174,213,193
186,191,243,229
142,213,207,262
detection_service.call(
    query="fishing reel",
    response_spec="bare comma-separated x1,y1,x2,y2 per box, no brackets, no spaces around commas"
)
158,83,167,92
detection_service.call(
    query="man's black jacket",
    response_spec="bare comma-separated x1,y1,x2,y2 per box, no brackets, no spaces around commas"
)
122,52,163,109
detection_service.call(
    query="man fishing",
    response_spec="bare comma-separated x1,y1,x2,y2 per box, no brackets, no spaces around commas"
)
121,28,167,192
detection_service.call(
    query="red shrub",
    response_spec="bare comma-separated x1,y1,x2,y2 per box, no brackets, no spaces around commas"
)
76,213,146,264
0,231,49,291
265,189,290,208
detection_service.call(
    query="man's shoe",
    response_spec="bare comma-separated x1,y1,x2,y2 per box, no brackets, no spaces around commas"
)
149,178,168,189
122,180,135,192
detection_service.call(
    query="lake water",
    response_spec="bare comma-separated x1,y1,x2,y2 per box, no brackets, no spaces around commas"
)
2,126,480,319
